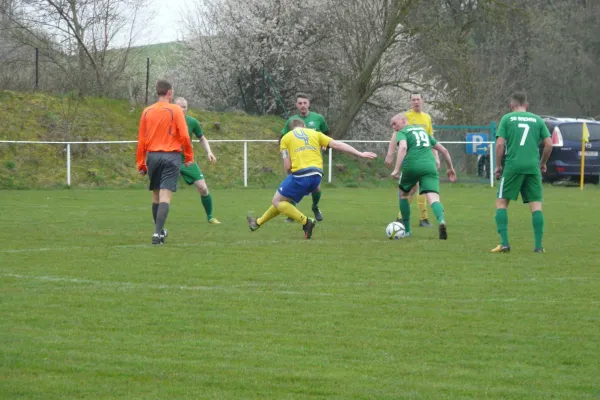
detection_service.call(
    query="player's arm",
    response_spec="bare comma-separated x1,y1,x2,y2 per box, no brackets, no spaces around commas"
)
390,140,407,179
427,117,440,169
540,137,553,173
280,148,291,173
176,110,194,166
385,131,398,166
432,142,457,182
136,112,147,175
199,136,216,164
327,138,377,159
495,137,506,179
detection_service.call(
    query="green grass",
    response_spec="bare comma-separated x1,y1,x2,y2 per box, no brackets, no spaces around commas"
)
1,185,599,399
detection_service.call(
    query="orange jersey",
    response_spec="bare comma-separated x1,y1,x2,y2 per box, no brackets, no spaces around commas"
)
136,101,194,171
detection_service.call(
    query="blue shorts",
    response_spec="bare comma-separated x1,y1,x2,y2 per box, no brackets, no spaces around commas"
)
278,174,322,203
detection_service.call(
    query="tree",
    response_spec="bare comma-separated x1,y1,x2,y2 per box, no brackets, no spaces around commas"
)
0,0,152,95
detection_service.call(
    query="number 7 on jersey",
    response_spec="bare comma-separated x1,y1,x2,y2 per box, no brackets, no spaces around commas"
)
518,123,530,146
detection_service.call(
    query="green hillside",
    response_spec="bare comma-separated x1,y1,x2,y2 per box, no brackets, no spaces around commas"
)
0,91,389,189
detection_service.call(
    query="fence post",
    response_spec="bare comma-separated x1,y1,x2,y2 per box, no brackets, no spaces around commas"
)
489,121,497,188
145,57,150,105
35,48,39,90
328,147,332,183
243,141,248,187
66,143,71,187
489,142,494,188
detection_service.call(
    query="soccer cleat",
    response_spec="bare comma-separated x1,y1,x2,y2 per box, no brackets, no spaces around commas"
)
533,248,545,253
161,229,168,243
438,221,448,240
284,217,294,223
208,218,221,225
302,218,316,239
247,215,260,231
419,219,432,227
152,233,163,245
490,244,511,253
403,232,412,238
312,206,323,222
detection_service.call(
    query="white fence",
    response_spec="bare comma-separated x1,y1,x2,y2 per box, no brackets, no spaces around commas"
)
0,140,496,187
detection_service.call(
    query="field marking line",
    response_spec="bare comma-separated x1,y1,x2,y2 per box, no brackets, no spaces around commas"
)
1,273,333,297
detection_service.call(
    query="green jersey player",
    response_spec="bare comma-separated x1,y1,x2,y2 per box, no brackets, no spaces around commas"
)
175,97,221,225
281,93,329,222
491,92,553,253
390,113,456,239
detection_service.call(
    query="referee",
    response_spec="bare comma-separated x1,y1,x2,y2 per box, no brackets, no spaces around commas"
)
136,79,194,245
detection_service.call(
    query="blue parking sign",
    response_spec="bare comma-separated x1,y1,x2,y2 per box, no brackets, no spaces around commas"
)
466,133,489,155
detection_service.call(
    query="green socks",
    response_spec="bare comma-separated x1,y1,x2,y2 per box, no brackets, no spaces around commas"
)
399,199,411,233
532,210,544,249
312,190,321,209
431,201,445,224
201,194,213,221
495,208,509,246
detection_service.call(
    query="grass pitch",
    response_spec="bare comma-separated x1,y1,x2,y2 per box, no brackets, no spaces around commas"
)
1,186,599,399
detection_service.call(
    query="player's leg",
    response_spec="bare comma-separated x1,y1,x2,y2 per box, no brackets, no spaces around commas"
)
417,183,431,227
398,171,417,235
152,153,180,244
193,178,220,224
311,184,323,222
397,183,418,222
420,174,446,239
522,174,545,252
277,175,318,238
491,172,522,253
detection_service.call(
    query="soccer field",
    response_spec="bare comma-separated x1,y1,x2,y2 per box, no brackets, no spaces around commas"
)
1,186,599,399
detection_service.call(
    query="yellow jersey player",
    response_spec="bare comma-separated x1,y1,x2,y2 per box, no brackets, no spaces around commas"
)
385,93,439,227
248,119,377,239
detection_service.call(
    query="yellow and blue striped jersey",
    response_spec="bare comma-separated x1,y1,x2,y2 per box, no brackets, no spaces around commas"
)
281,128,332,176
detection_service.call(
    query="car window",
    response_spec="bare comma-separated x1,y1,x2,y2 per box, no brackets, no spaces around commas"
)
556,123,600,141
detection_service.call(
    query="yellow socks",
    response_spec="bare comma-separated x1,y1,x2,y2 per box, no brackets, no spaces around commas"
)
276,201,308,224
257,206,280,226
417,194,428,220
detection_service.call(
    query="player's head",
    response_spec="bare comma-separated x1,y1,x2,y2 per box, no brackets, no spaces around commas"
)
510,92,528,111
175,97,188,113
156,80,174,102
391,113,407,132
410,93,423,112
295,93,310,116
289,118,306,130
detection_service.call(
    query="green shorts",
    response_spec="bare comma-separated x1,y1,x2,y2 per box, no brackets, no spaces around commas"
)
180,162,205,185
398,170,439,194
497,171,543,203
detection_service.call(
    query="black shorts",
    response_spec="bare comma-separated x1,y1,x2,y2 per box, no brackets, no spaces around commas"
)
146,152,181,192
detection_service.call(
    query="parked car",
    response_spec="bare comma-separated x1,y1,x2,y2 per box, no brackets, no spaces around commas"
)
540,116,600,184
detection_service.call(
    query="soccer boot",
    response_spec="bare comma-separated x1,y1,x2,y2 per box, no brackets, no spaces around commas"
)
438,221,448,240
247,215,260,231
490,244,511,253
284,217,294,223
208,218,221,225
419,219,432,227
161,229,168,243
152,233,163,245
302,218,316,239
312,206,323,222
533,248,545,253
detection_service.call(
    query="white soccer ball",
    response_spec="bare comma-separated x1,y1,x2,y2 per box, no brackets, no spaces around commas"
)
386,221,406,240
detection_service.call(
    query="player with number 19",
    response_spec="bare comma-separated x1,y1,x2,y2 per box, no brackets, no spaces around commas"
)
390,113,456,239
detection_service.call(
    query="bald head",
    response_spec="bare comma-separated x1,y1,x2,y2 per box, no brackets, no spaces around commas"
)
391,113,407,132
175,97,188,113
